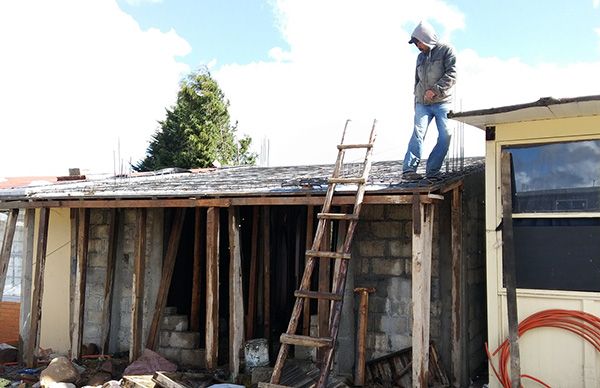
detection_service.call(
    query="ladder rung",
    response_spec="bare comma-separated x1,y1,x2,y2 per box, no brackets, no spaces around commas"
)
317,212,358,221
328,177,366,184
337,143,373,150
280,334,333,348
294,290,343,301
305,250,351,260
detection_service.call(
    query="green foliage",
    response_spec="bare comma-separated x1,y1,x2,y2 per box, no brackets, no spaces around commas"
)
134,69,257,172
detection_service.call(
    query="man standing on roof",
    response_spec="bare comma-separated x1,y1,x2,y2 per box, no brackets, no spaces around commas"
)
402,20,456,180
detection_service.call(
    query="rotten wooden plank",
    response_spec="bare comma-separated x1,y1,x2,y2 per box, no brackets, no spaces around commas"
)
206,207,220,369
228,207,244,379
101,208,119,354
317,218,332,363
130,208,147,362
71,208,90,360
0,194,436,210
146,208,186,350
190,208,204,332
501,151,521,388
411,203,435,388
0,209,19,300
262,206,271,342
19,208,35,364
246,206,259,339
302,205,314,336
26,207,50,367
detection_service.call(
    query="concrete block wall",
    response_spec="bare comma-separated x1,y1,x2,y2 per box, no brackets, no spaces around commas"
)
462,172,487,376
0,211,25,300
348,204,442,362
83,209,163,352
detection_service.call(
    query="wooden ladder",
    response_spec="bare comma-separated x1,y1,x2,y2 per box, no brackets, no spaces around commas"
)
267,120,377,388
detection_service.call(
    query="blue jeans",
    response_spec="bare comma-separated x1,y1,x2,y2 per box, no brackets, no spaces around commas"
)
403,102,452,175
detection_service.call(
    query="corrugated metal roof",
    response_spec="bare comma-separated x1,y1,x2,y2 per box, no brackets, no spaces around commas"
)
0,158,484,202
448,95,600,129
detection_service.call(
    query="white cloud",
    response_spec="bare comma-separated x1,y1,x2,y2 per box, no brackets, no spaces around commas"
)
594,0,600,9
216,0,600,167
123,0,163,5
0,0,189,176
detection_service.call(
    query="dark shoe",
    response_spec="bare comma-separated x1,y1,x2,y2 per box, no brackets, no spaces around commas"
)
402,171,423,180
424,172,443,182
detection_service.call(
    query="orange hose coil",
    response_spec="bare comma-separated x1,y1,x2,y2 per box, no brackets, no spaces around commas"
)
486,309,600,388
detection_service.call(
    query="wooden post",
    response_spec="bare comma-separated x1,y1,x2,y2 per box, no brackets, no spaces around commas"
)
130,208,146,362
262,206,271,341
501,151,521,388
0,209,19,300
317,219,331,363
246,206,259,339
354,287,375,386
411,201,435,388
450,187,464,386
71,208,90,360
302,205,314,336
26,207,50,367
100,208,119,354
191,208,204,332
228,207,245,379
19,209,35,364
206,207,220,369
146,208,186,350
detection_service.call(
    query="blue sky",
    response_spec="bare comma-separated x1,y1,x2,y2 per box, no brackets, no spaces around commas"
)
1,0,599,176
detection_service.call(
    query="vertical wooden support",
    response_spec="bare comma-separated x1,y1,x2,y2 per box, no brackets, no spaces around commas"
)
206,207,220,369
317,220,331,363
68,209,78,356
101,208,119,354
191,208,204,332
411,201,435,388
302,205,314,336
26,207,50,367
228,207,244,379
19,209,35,364
130,208,146,362
262,206,271,341
246,206,259,339
501,151,521,388
354,287,375,386
450,187,464,386
71,208,90,360
146,208,186,350
0,208,19,299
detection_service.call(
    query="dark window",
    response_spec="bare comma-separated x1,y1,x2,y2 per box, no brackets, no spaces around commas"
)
512,218,600,292
505,140,600,213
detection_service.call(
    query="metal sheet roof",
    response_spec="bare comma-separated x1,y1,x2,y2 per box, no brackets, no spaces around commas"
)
0,159,484,202
448,95,600,129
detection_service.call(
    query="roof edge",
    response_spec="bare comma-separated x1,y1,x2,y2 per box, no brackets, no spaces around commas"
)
448,95,600,120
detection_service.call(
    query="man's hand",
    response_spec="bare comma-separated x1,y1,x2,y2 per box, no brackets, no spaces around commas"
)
424,89,436,102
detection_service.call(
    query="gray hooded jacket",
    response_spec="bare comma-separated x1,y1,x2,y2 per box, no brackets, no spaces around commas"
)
410,21,456,105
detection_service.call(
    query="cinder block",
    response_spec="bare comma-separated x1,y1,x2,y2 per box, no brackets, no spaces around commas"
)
161,314,188,331
180,348,206,368
158,346,181,364
163,306,177,316
160,330,200,349
358,241,385,257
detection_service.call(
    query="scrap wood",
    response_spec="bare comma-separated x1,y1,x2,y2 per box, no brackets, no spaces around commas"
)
152,371,220,388
122,375,155,388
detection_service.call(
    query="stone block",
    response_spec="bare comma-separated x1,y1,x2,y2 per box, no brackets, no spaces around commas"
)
385,205,411,221
161,314,188,331
180,348,206,368
371,222,402,238
157,346,180,364
389,241,411,258
163,306,177,316
358,241,385,257
388,334,411,350
371,258,403,276
360,205,384,220
160,330,200,349
90,210,108,224
368,296,387,313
